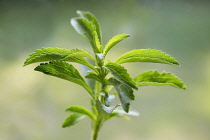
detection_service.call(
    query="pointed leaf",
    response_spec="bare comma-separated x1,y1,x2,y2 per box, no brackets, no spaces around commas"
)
24,47,94,66
65,106,96,121
103,34,130,54
34,61,93,97
105,62,138,90
62,113,85,128
108,77,135,113
134,70,186,89
116,49,179,65
77,10,101,42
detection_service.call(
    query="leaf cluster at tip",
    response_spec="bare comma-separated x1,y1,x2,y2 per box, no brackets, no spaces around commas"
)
23,10,186,130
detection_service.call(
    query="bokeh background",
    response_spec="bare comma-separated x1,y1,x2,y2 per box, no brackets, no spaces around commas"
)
1,0,210,140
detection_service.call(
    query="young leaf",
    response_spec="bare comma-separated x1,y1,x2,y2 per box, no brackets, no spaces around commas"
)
108,77,135,113
116,49,179,65
93,31,103,53
71,17,95,42
34,61,93,97
134,70,186,89
103,34,130,54
62,113,85,128
24,47,95,66
77,10,101,42
105,62,138,90
65,106,96,121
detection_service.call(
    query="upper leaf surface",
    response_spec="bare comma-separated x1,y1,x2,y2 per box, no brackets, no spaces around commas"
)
108,78,134,113
34,61,93,96
65,106,96,121
103,34,130,54
134,70,186,89
24,47,94,66
105,62,138,90
116,49,179,65
77,10,101,42
62,113,85,128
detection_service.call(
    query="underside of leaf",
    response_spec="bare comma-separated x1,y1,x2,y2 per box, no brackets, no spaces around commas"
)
34,61,93,96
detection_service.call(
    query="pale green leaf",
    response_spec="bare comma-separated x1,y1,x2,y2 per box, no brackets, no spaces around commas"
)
116,49,179,65
34,61,93,97
65,106,96,121
103,34,130,54
77,10,101,42
62,113,85,128
134,70,186,89
105,62,138,90
108,77,135,113
24,47,94,66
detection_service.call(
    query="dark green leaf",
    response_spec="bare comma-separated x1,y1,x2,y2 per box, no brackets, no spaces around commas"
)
116,49,179,65
77,10,101,42
62,113,85,128
34,61,93,97
108,78,135,113
105,62,138,90
134,70,186,89
103,34,130,54
24,47,94,66
65,106,96,121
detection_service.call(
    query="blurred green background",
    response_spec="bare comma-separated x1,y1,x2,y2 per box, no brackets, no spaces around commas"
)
1,0,210,140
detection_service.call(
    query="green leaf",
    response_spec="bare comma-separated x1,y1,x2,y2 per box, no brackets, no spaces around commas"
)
77,10,101,42
116,49,179,65
34,61,93,97
108,77,135,113
93,31,103,53
65,106,96,121
105,62,138,90
103,34,130,54
134,70,186,89
24,47,95,66
62,56,96,72
85,73,102,83
62,113,85,128
71,17,95,43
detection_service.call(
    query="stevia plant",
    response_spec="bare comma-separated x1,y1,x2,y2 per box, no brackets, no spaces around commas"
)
23,10,186,140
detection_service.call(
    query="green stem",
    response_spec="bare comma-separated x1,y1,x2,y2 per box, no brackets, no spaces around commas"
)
91,118,102,140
